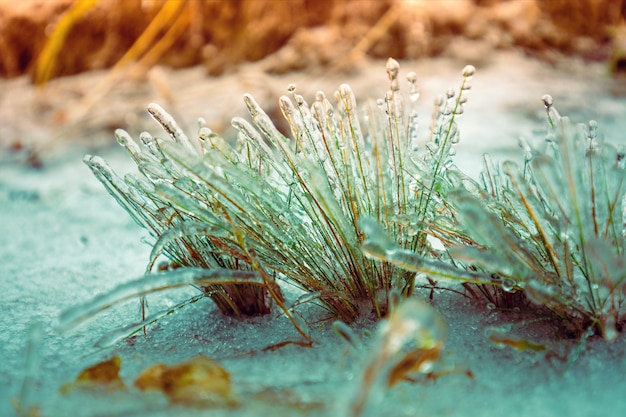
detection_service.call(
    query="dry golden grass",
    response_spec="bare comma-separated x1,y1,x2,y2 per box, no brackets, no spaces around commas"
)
2,0,623,82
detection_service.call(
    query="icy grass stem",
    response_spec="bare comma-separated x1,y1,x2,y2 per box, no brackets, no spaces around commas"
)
414,65,474,251
12,323,42,417
93,292,208,348
57,268,264,333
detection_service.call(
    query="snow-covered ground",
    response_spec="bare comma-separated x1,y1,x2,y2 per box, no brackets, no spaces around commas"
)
2,51,626,416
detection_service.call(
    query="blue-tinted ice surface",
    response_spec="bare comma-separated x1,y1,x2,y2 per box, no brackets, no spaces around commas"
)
2,52,626,416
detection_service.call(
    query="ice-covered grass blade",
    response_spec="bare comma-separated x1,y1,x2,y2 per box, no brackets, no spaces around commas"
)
360,217,494,285
57,268,263,333
93,292,207,348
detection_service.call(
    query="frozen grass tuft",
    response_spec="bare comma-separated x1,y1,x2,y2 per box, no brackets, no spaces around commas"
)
363,96,626,341
76,58,475,341
76,55,625,347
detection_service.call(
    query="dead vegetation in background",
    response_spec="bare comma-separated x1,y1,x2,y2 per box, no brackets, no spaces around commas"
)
1,0,625,166
1,0,625,82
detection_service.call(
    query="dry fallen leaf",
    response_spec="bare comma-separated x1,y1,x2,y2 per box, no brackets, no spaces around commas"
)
60,356,125,394
134,355,234,406
386,346,442,387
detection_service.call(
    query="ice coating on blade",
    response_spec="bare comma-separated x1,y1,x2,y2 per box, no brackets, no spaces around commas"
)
359,217,493,285
448,189,538,279
57,268,263,332
83,155,150,230
115,129,142,162
93,293,207,348
147,102,195,152
146,221,229,272
243,93,285,144
358,216,399,260
279,95,305,147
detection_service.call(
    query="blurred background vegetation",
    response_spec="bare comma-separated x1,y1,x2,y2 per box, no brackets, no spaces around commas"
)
1,0,625,166
1,0,625,84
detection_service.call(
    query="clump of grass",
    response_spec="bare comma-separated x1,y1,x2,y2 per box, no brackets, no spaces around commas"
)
83,148,277,319
66,59,475,341
362,95,626,341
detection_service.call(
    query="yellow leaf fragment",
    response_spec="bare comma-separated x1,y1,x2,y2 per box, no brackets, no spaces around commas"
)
134,363,167,391
134,356,234,405
386,345,443,387
61,356,125,394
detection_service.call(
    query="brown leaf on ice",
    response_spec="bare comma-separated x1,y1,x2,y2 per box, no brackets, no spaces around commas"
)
386,346,443,387
60,356,125,394
134,356,235,406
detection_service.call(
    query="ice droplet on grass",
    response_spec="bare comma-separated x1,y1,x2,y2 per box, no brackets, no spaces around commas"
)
386,58,400,92
587,119,598,141
541,94,561,125
294,93,306,107
407,71,419,103
462,65,475,78
542,94,553,107
147,103,195,152
502,279,517,293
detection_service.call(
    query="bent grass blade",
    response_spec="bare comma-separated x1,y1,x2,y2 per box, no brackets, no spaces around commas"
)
57,268,263,333
359,217,494,285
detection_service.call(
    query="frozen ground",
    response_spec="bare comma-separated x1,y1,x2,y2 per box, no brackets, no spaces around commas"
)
2,51,626,416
